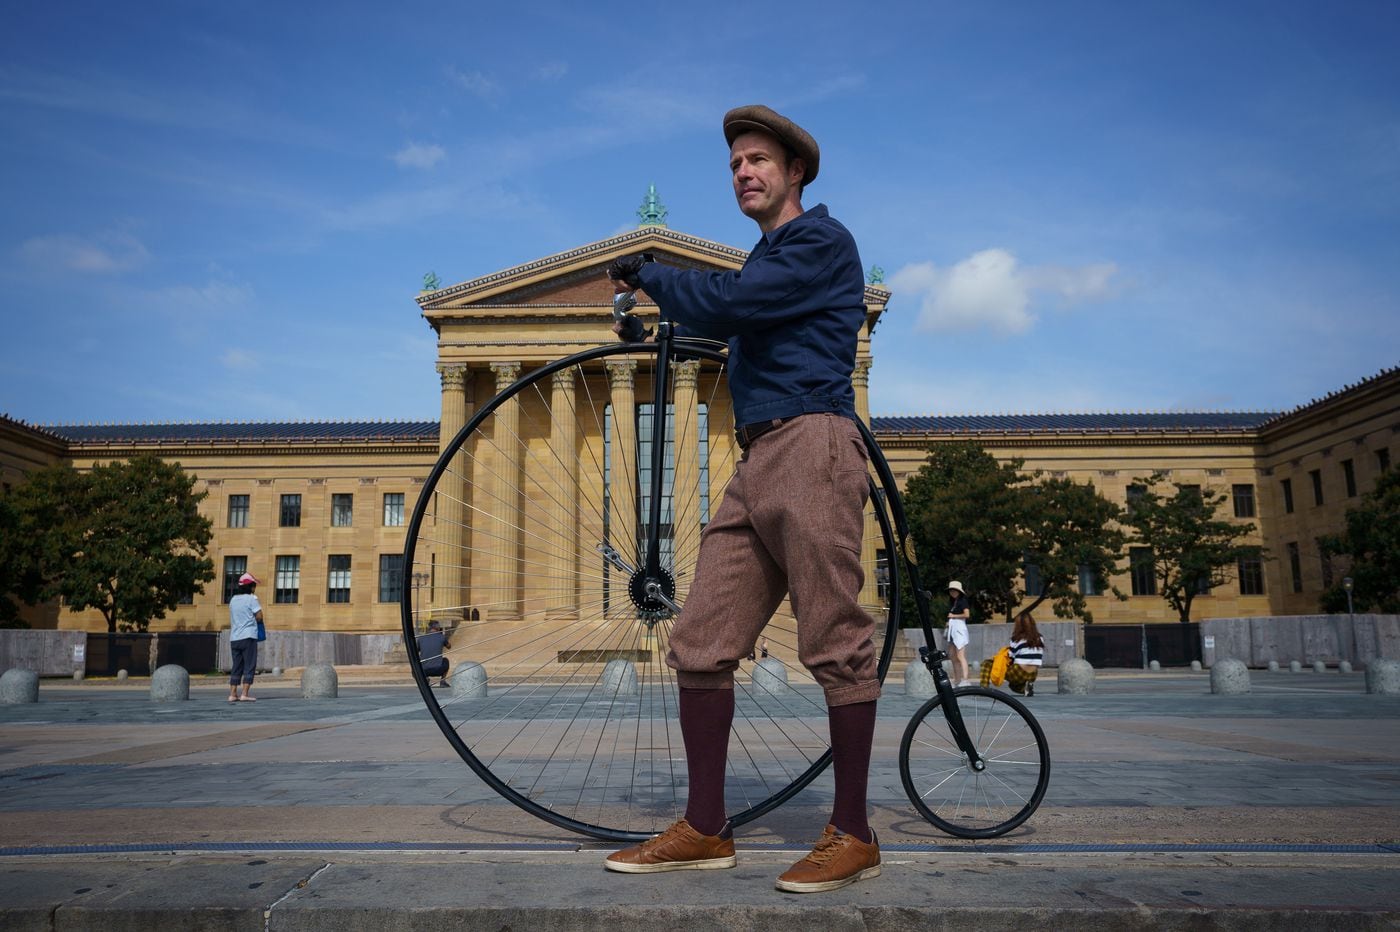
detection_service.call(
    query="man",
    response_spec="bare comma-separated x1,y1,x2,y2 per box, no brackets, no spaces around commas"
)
417,620,451,688
604,105,880,893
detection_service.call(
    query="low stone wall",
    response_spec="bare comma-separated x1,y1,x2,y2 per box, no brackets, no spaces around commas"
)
0,630,87,676
902,622,1079,667
1202,614,1400,669
215,631,403,672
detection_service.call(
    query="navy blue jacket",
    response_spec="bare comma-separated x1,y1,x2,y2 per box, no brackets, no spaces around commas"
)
635,204,867,427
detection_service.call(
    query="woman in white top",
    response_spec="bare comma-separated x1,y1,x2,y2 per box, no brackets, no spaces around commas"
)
944,581,972,686
979,610,1045,696
227,572,264,703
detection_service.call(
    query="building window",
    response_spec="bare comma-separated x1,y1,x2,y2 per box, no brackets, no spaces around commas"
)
1125,483,1147,514
636,403,711,569
1309,469,1324,506
331,493,353,527
327,555,351,603
227,494,249,528
875,548,891,602
1129,547,1156,596
274,555,300,604
222,556,247,603
1078,564,1102,597
379,554,404,602
1237,557,1265,596
1342,459,1357,498
1379,448,1392,474
177,590,194,605
1192,573,1212,596
1281,478,1294,514
280,494,302,527
1232,484,1255,518
1317,539,1333,589
1287,542,1303,593
1023,558,1044,597
383,493,405,527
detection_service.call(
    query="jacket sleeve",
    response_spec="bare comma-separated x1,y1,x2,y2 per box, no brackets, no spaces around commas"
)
635,223,841,339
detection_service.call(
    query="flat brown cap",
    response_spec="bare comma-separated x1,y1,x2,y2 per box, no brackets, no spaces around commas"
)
723,105,819,186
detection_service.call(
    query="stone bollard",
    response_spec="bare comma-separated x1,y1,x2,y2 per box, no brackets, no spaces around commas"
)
601,659,638,696
1057,658,1095,694
0,668,40,704
116,669,129,682
1289,661,1302,674
1340,661,1353,674
904,660,935,699
301,663,338,699
271,667,282,678
1365,659,1400,696
1312,660,1327,674
1211,658,1250,695
72,669,85,682
450,662,488,698
751,657,788,697
1149,660,1161,672
1190,660,1202,672
150,664,189,702
1268,660,1280,673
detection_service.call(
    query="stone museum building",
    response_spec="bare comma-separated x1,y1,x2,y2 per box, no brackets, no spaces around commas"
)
3,212,1396,635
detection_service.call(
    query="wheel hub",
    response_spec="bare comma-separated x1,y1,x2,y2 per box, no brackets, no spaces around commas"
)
628,568,676,623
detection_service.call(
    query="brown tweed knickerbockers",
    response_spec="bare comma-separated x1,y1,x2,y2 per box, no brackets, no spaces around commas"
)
665,413,881,707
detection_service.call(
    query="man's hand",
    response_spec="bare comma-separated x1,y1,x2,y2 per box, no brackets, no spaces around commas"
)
612,315,653,343
606,253,654,290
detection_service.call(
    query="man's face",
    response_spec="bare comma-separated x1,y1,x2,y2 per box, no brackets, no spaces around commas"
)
730,130,803,227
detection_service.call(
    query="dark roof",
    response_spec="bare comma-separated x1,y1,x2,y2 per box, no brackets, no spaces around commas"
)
869,412,1279,434
47,421,440,444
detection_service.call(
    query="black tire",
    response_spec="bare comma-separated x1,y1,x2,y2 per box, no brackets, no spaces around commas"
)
898,686,1050,838
402,341,902,841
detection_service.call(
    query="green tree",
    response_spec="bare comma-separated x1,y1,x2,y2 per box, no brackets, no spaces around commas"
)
1318,467,1400,613
1019,477,1127,622
0,464,83,627
1122,474,1262,622
7,456,215,633
899,443,1026,625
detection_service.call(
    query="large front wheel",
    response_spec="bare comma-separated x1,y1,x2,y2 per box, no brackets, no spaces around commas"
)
899,687,1050,838
402,341,902,841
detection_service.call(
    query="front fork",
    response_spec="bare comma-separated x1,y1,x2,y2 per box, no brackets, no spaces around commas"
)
919,643,986,772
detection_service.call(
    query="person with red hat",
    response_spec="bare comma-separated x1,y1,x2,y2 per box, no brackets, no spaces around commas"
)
605,105,880,893
227,572,264,703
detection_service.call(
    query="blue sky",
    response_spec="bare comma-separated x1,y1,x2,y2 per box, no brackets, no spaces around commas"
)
2,0,1397,426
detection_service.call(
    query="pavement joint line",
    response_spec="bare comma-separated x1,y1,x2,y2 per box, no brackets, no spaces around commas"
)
265,860,332,930
3,841,1397,856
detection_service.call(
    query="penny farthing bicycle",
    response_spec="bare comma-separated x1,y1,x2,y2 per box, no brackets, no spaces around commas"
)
401,293,1050,843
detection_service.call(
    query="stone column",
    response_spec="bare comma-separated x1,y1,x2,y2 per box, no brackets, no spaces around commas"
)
851,358,880,612
486,362,522,621
435,365,470,624
547,368,579,618
670,360,702,571
605,360,640,571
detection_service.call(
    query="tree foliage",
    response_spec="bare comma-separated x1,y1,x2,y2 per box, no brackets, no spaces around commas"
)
0,456,215,632
1318,467,1400,613
1121,474,1262,623
898,442,1126,625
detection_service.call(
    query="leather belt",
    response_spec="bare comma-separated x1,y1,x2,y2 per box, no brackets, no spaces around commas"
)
735,416,797,451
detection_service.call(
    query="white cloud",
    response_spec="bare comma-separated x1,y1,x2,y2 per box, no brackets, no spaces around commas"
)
17,231,149,273
221,348,258,370
392,142,446,169
446,66,500,101
534,61,568,81
890,249,1118,336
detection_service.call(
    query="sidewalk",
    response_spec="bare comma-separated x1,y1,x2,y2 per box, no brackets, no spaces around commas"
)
2,669,1397,928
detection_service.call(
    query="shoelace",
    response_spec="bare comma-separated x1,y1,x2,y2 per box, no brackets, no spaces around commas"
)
639,821,692,852
802,833,849,865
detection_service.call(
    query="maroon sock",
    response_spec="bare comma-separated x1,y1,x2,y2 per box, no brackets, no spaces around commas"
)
828,700,877,843
679,686,733,837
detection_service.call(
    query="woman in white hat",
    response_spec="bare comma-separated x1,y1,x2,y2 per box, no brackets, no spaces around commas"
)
945,581,972,686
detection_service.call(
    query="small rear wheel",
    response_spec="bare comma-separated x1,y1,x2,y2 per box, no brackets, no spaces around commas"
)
898,686,1050,838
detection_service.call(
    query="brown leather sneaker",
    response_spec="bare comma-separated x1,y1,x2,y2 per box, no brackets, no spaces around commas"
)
604,819,737,874
775,824,881,893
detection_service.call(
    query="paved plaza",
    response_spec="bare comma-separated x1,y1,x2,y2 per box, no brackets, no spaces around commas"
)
1,668,1397,928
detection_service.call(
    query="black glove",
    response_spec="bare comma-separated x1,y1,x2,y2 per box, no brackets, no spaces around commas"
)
616,313,652,343
607,252,655,290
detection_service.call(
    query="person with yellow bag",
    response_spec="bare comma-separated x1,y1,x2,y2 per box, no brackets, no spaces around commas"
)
979,611,1045,696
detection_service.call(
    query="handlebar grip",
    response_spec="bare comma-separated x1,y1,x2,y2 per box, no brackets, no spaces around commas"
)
617,314,650,342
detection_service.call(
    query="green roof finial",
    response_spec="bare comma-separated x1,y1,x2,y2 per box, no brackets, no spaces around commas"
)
637,184,668,227
866,265,885,285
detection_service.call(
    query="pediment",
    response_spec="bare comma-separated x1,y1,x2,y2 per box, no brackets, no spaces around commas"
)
418,228,748,318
